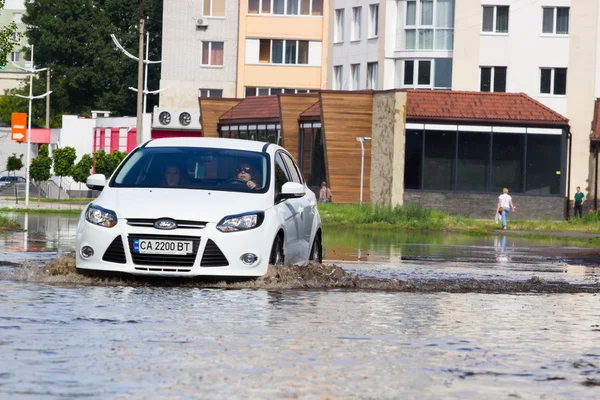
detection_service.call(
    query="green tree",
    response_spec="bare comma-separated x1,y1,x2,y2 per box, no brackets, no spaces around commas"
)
71,154,94,184
93,149,127,178
10,0,164,127
0,0,19,68
29,145,53,205
52,146,76,200
6,153,24,176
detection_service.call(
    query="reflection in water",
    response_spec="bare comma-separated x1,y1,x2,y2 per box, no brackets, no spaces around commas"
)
495,235,512,263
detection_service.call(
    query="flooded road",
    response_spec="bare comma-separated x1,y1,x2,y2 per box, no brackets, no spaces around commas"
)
1,213,600,398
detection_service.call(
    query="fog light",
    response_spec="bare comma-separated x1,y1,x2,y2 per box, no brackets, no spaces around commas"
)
241,253,258,265
81,246,94,259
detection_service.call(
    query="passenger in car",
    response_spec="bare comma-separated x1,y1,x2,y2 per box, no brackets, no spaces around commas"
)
236,163,261,190
163,165,182,187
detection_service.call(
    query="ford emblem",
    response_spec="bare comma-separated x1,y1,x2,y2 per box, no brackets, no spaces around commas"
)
154,219,177,230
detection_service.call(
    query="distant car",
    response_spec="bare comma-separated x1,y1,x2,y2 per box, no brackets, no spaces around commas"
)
0,176,26,186
75,137,323,278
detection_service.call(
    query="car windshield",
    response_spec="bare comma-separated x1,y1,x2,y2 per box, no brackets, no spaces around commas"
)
111,146,270,193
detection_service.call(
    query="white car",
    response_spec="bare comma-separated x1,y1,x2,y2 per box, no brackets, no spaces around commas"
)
75,137,322,278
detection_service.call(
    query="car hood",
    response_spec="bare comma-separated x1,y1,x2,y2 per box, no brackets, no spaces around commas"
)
96,188,272,223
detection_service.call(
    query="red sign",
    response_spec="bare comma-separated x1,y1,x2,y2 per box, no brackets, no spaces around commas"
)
11,113,27,142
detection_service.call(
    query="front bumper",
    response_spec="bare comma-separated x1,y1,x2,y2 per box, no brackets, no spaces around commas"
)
75,218,273,277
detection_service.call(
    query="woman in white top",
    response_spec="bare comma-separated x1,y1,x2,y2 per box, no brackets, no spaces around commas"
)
497,188,515,230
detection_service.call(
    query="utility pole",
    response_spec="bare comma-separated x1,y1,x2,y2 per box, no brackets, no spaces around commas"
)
12,45,52,208
136,0,144,145
45,67,50,128
356,137,372,205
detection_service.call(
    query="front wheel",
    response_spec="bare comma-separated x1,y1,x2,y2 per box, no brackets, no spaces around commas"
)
309,234,322,263
269,235,284,265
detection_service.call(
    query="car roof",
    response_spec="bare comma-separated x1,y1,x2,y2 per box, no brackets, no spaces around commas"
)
144,137,282,153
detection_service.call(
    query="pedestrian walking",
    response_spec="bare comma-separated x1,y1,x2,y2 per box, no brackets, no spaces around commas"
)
496,188,515,230
319,181,332,204
573,186,585,218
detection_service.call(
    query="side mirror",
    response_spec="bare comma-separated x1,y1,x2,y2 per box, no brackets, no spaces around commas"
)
86,174,107,191
277,182,305,201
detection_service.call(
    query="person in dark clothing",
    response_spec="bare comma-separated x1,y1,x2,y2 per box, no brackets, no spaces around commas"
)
573,186,585,218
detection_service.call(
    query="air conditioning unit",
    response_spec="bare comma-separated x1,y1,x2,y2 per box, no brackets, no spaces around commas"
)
152,107,202,131
196,18,208,28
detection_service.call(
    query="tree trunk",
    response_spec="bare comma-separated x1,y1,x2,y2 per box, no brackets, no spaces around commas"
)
58,176,62,202
37,180,40,207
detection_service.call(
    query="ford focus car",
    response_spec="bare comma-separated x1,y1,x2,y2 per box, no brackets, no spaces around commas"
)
75,137,322,278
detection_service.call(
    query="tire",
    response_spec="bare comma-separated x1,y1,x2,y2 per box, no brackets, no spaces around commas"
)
269,234,284,265
309,233,322,263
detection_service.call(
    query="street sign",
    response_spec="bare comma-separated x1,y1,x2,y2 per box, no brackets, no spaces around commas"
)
11,112,27,142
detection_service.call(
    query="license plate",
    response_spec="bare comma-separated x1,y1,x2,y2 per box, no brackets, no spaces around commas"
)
133,239,193,255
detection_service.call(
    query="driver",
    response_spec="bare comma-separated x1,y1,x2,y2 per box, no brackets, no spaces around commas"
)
236,163,261,190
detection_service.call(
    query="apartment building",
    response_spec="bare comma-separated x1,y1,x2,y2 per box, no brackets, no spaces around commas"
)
160,0,240,107
237,0,329,97
0,0,28,93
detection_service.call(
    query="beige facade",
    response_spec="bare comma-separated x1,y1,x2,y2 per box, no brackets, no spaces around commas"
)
236,1,329,97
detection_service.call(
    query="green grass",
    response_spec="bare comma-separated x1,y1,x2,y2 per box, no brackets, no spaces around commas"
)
12,197,93,203
0,207,82,215
0,215,21,231
318,203,600,236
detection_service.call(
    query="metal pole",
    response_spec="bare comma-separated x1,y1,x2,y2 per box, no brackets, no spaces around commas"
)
45,67,50,128
136,0,145,145
25,45,34,208
143,31,149,113
359,139,365,205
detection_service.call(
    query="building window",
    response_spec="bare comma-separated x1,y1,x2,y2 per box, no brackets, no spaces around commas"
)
367,62,378,89
10,52,19,62
351,6,362,41
542,7,569,35
333,65,343,90
249,0,323,15
335,9,345,42
204,0,225,17
220,124,282,145
13,12,22,23
400,59,452,90
199,89,224,98
351,63,360,89
299,122,327,187
258,39,309,64
368,4,379,38
201,42,224,66
480,66,507,92
245,87,311,97
404,0,454,50
482,5,509,33
540,68,567,95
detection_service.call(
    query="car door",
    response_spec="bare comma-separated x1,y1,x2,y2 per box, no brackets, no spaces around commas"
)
281,152,314,259
274,152,301,264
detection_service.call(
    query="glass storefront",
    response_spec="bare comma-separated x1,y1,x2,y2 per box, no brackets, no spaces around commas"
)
220,123,282,145
298,122,327,187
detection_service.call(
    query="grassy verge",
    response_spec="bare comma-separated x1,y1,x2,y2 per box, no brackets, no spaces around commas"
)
0,215,21,232
0,207,82,215
11,197,93,203
318,203,600,235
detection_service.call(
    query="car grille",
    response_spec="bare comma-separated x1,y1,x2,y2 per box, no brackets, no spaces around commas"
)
102,236,127,264
127,234,201,267
134,267,192,273
126,219,206,229
200,239,229,267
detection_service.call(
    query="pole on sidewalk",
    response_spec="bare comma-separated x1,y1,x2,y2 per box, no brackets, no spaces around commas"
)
24,45,34,208
136,0,145,145
45,67,50,128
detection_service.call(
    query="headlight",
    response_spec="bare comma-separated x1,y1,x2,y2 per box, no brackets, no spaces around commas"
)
85,204,118,227
217,211,264,232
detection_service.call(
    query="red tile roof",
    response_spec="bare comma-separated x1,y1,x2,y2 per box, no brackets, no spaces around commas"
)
591,98,600,142
219,95,280,123
299,101,321,118
406,90,568,125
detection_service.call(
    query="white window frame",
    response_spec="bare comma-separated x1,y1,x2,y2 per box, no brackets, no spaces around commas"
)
402,59,434,89
199,89,224,98
541,7,569,35
247,0,323,16
334,9,345,43
369,4,379,38
479,66,507,92
540,68,567,96
350,63,360,90
201,41,224,66
204,0,225,17
245,87,311,97
333,65,343,90
367,62,378,89
13,12,22,23
481,5,509,34
403,0,454,50
10,52,20,62
351,6,362,41
259,39,310,65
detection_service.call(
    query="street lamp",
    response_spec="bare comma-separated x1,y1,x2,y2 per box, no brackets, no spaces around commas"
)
356,136,372,205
